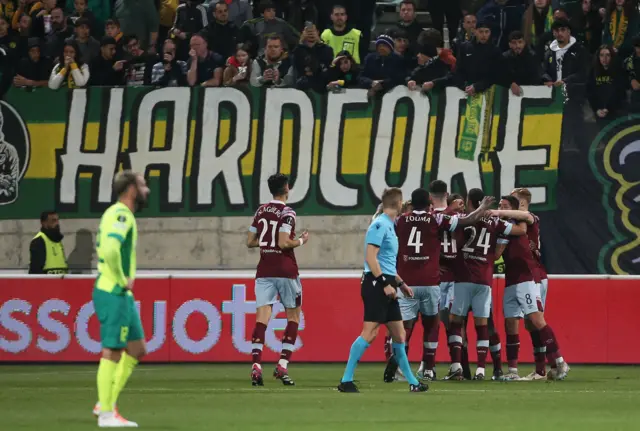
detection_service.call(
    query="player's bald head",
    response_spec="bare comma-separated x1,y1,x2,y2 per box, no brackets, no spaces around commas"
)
411,188,430,211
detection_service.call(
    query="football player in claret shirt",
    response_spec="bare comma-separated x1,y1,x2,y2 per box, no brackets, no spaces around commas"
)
511,187,550,380
492,194,570,381
247,174,310,387
387,187,493,383
446,188,527,381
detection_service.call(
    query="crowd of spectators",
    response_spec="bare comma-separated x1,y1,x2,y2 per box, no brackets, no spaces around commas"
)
0,0,639,123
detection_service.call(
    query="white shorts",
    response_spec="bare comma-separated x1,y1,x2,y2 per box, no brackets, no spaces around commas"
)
451,282,491,318
439,281,455,311
255,277,302,309
537,279,548,308
503,281,541,319
398,285,440,321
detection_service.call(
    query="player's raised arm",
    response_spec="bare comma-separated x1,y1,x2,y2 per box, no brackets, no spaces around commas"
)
457,196,495,227
488,209,535,225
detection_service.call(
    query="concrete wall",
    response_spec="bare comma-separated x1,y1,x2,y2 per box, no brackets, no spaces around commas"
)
0,216,370,271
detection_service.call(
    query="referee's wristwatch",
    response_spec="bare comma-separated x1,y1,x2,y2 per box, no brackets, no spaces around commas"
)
397,280,406,289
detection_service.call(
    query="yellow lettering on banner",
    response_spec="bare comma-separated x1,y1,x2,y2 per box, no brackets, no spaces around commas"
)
424,116,437,173
279,120,294,174
240,119,260,176
340,118,372,175
521,114,562,170
312,119,321,175
389,117,407,173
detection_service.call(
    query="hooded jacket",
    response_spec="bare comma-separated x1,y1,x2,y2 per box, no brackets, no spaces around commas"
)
543,36,589,100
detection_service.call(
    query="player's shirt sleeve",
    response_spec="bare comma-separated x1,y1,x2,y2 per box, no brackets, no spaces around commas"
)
365,220,386,247
280,208,296,233
249,208,259,233
497,218,513,236
435,213,459,232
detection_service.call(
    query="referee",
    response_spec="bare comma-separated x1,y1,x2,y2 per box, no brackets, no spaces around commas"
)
338,187,428,393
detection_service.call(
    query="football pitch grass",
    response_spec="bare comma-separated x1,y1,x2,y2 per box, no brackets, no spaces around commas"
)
2,364,639,430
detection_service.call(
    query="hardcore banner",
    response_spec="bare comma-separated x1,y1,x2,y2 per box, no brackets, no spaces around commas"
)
0,86,637,274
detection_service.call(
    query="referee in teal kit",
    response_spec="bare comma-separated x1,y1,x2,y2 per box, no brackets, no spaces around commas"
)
337,187,428,393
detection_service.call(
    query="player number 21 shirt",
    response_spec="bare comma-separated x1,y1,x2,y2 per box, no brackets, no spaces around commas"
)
250,200,299,279
396,211,459,286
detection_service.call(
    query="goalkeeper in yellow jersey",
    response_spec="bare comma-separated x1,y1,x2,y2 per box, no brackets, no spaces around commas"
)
92,170,149,428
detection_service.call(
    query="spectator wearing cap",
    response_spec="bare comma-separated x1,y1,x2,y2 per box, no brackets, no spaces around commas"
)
43,7,72,60
115,0,159,52
209,0,251,29
502,31,541,96
12,0,42,31
393,0,424,54
407,43,450,91
151,38,188,86
324,49,360,91
250,34,295,88
67,0,98,37
602,0,639,58
425,22,502,95
72,16,99,64
13,37,50,88
418,28,456,70
240,1,299,58
48,38,90,89
543,18,588,151
623,35,640,112
89,36,126,85
587,45,626,127
293,23,333,91
30,0,55,39
105,18,125,59
358,34,406,97
200,0,239,60
186,33,224,86
223,42,252,87
477,0,525,52
320,4,362,64
452,13,477,55
171,0,208,60
522,0,554,60
572,0,603,54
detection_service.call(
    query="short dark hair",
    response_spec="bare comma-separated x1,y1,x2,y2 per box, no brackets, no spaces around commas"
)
124,34,139,46
508,30,524,42
467,188,485,210
105,18,120,27
216,0,228,8
261,0,276,12
501,195,520,210
551,18,571,32
40,211,57,222
267,173,289,196
447,193,463,205
75,16,90,28
113,170,139,197
418,28,443,48
410,188,430,210
400,0,416,9
429,180,447,196
332,4,346,13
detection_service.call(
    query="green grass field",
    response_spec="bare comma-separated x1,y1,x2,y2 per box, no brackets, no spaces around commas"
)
1,364,639,430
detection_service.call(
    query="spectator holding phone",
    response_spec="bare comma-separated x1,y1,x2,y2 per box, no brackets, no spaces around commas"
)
223,42,252,87
293,23,333,91
186,33,224,86
48,38,90,89
89,36,125,85
250,34,294,88
151,38,188,86
324,50,360,91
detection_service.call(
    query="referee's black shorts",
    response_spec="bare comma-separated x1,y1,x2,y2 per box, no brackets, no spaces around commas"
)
361,272,402,324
